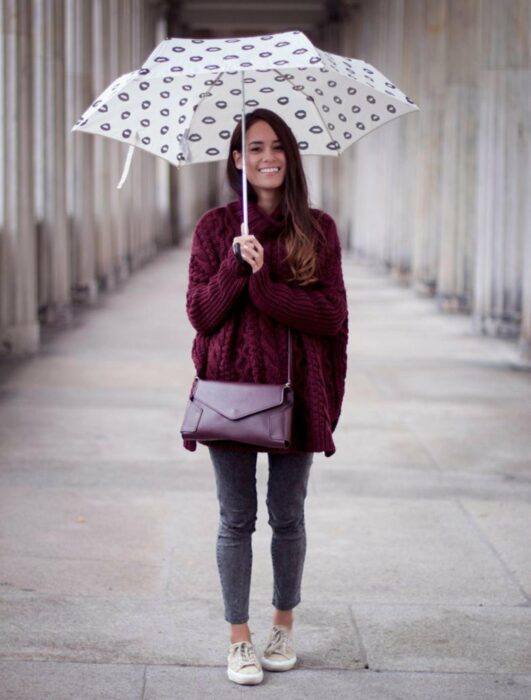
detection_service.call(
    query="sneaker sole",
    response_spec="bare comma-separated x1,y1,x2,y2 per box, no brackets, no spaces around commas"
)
260,655,297,671
227,667,264,685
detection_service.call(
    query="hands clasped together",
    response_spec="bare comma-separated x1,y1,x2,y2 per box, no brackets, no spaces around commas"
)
232,223,264,274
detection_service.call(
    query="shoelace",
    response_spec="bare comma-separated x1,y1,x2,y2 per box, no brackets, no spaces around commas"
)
233,641,259,669
266,626,291,657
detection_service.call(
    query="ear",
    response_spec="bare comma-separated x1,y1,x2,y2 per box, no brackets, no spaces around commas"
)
232,150,242,170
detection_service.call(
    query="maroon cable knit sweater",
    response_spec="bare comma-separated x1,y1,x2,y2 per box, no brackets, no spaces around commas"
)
183,196,349,457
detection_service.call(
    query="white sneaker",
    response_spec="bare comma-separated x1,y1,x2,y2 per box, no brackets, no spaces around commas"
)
227,640,264,685
260,624,297,671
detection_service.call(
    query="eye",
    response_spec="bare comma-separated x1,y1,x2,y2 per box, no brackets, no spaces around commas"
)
274,144,284,149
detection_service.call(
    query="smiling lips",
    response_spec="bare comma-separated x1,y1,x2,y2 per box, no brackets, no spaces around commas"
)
259,167,281,176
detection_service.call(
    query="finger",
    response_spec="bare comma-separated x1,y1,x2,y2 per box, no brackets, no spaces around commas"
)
234,233,255,245
241,246,256,262
242,244,254,256
242,252,256,271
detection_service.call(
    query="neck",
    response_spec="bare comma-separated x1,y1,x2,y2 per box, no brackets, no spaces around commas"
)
256,190,281,215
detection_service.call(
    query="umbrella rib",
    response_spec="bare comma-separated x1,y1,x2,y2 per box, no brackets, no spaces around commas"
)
273,69,340,157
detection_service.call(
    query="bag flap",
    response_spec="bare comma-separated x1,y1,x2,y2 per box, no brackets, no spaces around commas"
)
193,379,287,420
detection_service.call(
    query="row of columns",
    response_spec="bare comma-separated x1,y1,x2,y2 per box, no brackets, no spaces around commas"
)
1,0,530,361
344,0,531,361
0,0,167,357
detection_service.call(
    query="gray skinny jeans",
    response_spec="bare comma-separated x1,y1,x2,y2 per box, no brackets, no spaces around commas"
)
208,445,313,625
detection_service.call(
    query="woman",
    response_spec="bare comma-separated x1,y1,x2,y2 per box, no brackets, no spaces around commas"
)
183,108,348,685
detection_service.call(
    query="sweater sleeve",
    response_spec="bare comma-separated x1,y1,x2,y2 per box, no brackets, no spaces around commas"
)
186,209,251,335
248,213,347,336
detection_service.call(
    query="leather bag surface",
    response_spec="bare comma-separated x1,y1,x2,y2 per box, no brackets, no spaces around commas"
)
180,328,293,448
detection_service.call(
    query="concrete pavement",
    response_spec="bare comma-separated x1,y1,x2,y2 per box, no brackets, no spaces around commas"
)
1,245,530,699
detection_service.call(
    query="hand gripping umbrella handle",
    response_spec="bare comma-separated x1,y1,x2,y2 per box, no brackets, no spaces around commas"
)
234,241,252,271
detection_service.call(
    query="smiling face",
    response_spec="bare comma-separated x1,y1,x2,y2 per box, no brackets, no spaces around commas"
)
232,119,287,199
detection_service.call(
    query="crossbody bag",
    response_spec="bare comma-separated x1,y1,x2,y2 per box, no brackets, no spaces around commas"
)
180,327,293,449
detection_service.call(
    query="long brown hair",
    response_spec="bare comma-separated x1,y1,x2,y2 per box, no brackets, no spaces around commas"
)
226,108,326,287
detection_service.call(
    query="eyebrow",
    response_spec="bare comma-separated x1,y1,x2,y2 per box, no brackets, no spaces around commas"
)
248,140,282,145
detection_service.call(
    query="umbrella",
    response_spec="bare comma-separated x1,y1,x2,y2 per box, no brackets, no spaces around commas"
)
71,29,419,232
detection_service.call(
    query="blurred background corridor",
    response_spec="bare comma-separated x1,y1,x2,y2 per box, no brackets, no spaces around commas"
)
1,0,530,363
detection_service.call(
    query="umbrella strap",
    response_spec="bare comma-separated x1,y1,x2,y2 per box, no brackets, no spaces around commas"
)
117,144,136,190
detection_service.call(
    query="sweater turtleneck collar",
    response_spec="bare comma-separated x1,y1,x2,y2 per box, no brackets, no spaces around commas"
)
227,195,285,237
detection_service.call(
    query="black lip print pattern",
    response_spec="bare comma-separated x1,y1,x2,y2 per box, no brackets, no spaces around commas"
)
73,30,418,165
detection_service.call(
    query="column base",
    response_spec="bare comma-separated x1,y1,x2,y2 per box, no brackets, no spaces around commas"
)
38,302,74,328
413,278,437,298
0,322,40,358
437,293,470,313
472,314,520,339
517,338,531,367
72,279,99,305
389,265,412,287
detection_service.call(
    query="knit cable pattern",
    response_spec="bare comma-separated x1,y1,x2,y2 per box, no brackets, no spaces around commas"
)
183,199,349,457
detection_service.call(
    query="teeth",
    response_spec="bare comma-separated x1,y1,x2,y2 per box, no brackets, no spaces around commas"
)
259,167,280,173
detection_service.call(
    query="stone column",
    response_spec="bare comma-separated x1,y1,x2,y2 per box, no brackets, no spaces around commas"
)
374,0,410,279
92,0,116,291
122,0,141,271
394,0,424,282
177,163,212,241
125,0,159,271
318,19,342,231
437,0,480,312
165,7,213,244
153,11,172,249
136,0,158,265
473,0,531,357
343,0,423,273
34,0,72,326
0,0,39,356
520,93,531,361
107,0,130,284
66,0,97,304
411,0,447,296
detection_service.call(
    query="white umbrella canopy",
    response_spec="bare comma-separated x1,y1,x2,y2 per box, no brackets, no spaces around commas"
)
72,29,418,163
71,29,419,228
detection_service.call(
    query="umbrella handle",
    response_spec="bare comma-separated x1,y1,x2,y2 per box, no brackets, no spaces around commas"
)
234,241,252,271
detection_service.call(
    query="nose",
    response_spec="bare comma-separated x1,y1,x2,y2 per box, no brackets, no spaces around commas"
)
261,153,279,164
